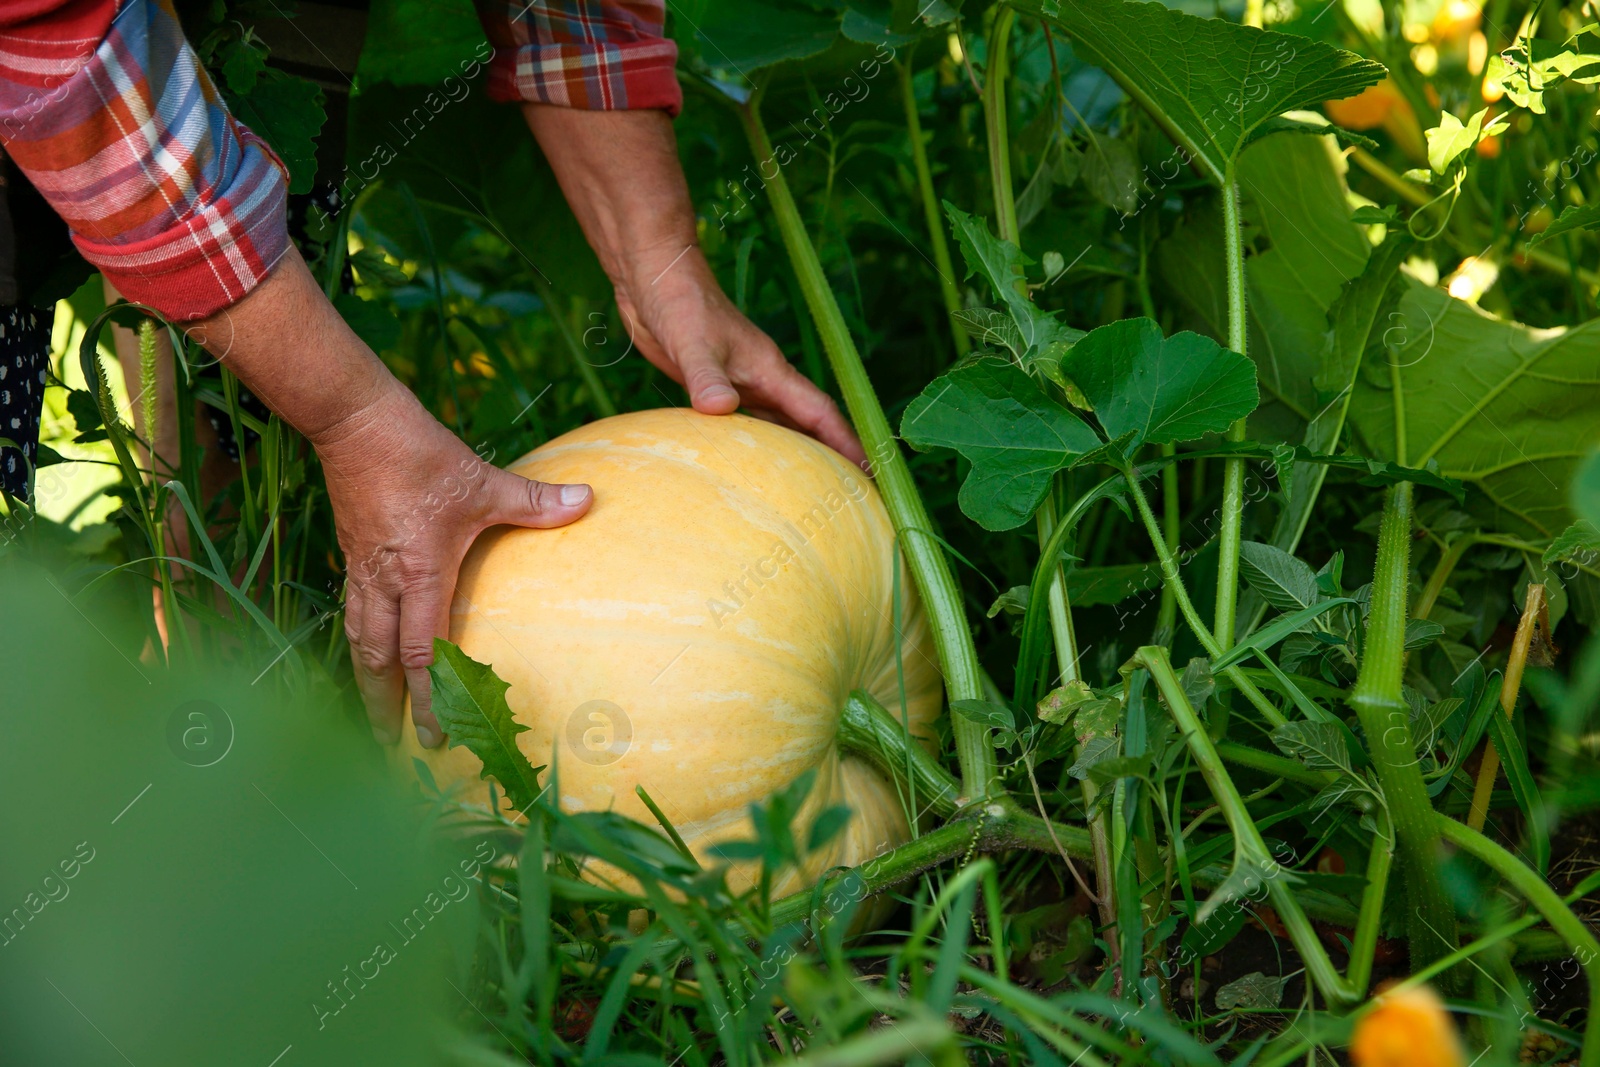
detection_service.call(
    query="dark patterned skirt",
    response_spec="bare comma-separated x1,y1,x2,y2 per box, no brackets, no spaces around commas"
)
0,303,53,501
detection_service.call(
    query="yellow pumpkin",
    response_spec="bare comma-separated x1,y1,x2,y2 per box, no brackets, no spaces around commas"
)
403,409,943,895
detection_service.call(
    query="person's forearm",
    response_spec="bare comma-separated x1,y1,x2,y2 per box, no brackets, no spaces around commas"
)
186,248,406,447
520,106,698,288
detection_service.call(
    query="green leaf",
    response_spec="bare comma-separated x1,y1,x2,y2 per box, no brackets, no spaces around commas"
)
1526,202,1600,248
1403,619,1446,650
1066,560,1164,606
1037,680,1097,724
1488,24,1600,115
1238,542,1321,613
1425,108,1509,176
1086,753,1153,786
1011,0,1384,184
1215,971,1289,1011
1348,281,1600,537
1270,721,1355,774
901,360,1101,530
333,292,402,354
349,246,410,288
1064,318,1259,447
358,0,489,85
943,202,1075,359
950,699,1017,732
1067,735,1120,780
676,0,843,74
807,804,854,852
1576,450,1600,529
1485,709,1550,874
1242,112,1379,153
428,639,543,812
1212,598,1358,671
221,69,326,195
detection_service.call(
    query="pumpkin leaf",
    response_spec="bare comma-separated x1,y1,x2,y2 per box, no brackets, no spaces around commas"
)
1009,0,1384,185
1216,971,1290,1011
1238,542,1322,613
943,202,1079,362
1528,202,1600,248
1425,108,1509,177
901,360,1101,531
1487,23,1600,115
1574,449,1600,528
950,699,1017,732
1063,318,1259,448
428,639,543,812
1347,281,1600,537
220,69,326,195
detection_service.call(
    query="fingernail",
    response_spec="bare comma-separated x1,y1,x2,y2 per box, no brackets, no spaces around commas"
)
416,723,440,748
560,484,590,506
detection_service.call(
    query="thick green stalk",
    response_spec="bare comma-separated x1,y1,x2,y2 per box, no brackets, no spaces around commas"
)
1349,481,1459,977
980,13,1114,936
1135,646,1360,1008
1214,163,1248,650
1436,817,1600,1065
897,56,969,357
740,96,996,799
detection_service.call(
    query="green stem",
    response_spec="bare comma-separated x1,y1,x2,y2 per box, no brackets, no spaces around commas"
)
533,277,618,419
1156,444,1179,638
1349,481,1459,978
1134,645,1360,1008
1123,464,1288,728
1436,816,1600,1066
1215,162,1248,651
839,691,960,821
982,8,1019,251
897,55,969,357
740,93,996,800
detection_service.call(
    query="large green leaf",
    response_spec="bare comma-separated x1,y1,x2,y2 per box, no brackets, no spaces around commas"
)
429,639,544,812
1063,317,1258,447
1348,282,1600,536
358,0,488,85
901,360,1101,531
222,69,326,195
1010,0,1385,184
1527,202,1600,248
675,0,844,73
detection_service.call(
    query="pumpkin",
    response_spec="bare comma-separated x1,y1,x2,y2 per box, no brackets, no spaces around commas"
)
402,409,943,895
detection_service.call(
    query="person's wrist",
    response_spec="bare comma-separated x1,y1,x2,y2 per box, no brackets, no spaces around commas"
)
306,372,425,467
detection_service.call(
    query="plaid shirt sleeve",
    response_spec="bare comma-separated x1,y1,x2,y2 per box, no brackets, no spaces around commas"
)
0,0,290,321
476,1,681,116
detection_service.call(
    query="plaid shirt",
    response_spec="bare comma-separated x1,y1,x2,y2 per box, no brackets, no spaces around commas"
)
0,0,679,322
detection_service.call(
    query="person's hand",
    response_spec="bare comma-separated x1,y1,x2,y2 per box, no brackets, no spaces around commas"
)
612,242,865,467
186,248,591,747
311,380,592,747
520,106,864,467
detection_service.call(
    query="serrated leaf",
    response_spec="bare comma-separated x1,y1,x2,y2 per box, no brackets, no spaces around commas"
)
222,69,326,195
1064,317,1259,447
1067,735,1119,780
901,360,1101,530
1546,520,1600,565
1180,657,1216,711
943,202,1076,357
953,307,1026,359
1038,680,1096,724
1238,542,1321,613
950,699,1016,731
1012,0,1384,184
1215,971,1289,1011
1270,721,1355,775
1527,202,1600,248
428,639,543,812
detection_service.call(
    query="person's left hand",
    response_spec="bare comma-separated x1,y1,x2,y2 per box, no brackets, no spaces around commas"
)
612,242,865,467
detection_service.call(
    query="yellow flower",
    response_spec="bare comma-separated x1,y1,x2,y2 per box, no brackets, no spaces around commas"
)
1351,985,1465,1067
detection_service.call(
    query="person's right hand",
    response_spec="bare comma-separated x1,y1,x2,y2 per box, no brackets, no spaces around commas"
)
186,248,591,748
312,380,592,747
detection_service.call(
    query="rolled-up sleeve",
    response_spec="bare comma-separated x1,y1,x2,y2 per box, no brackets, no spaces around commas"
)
476,1,681,116
0,0,290,321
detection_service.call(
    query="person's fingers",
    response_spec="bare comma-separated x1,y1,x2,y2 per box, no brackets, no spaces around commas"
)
675,348,741,414
742,357,865,467
346,580,405,744
398,587,452,748
486,469,594,529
